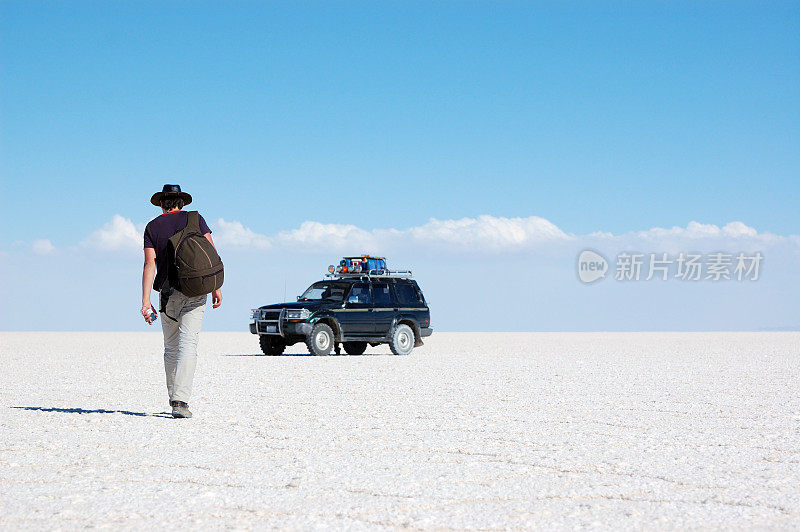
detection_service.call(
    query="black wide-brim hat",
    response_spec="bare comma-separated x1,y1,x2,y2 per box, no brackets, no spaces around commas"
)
151,184,192,206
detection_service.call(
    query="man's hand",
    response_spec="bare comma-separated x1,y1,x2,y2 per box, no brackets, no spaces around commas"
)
141,302,156,324
212,289,222,309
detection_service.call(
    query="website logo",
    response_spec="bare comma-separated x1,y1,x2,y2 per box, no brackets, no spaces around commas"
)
577,249,609,284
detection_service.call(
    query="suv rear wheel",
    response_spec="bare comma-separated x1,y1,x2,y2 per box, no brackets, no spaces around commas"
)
389,324,414,356
343,341,367,356
306,323,334,356
259,335,285,356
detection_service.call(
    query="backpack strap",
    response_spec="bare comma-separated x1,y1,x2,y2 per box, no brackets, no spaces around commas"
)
186,211,201,233
159,288,178,322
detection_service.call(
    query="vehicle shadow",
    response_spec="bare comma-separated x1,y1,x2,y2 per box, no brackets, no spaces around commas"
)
11,406,173,418
224,353,311,357
224,352,386,357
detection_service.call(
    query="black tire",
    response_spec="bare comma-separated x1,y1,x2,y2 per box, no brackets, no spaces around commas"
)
343,341,368,356
389,324,415,356
306,323,334,356
259,335,285,356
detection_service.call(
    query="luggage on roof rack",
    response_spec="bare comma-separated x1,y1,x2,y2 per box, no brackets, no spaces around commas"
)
326,255,412,279
341,255,387,273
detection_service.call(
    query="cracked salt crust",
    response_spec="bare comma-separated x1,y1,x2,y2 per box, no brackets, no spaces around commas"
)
0,331,798,529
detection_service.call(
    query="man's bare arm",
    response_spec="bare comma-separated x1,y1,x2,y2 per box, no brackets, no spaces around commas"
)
142,247,157,322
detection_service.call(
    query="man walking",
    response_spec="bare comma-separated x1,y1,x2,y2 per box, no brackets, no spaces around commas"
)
141,184,223,419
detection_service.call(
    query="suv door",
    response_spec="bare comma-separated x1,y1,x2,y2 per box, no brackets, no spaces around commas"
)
339,282,374,336
370,281,396,336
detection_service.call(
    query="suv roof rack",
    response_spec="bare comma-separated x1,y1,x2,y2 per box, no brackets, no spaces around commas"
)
326,268,413,280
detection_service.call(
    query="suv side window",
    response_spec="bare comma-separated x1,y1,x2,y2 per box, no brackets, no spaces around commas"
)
348,283,372,304
395,282,423,306
372,282,393,307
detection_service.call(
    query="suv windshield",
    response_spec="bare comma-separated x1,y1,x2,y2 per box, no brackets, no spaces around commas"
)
299,282,348,302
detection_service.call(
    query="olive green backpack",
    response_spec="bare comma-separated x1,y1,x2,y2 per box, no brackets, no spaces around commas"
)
167,211,224,297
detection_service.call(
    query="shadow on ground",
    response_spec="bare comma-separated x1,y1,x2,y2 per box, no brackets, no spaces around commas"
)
11,406,173,418
224,352,385,357
224,353,311,357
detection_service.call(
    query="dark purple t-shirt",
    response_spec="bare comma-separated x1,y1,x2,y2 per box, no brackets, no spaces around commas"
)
143,210,212,291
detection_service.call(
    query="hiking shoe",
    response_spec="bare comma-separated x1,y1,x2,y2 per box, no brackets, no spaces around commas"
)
171,401,192,419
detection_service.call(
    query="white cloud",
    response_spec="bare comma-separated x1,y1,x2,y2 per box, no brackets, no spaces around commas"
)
408,215,571,249
65,214,798,258
276,221,379,252
581,220,785,254
240,215,572,254
719,221,759,238
214,218,271,250
631,221,763,240
31,239,55,255
82,215,144,252
266,217,788,254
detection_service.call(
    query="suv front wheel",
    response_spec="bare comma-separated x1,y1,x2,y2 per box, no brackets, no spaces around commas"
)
389,324,415,356
306,323,334,356
259,335,285,356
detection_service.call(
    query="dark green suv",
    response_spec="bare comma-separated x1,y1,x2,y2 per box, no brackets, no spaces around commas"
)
250,274,432,356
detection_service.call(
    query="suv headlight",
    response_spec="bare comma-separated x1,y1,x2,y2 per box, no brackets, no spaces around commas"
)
251,309,260,320
284,309,311,320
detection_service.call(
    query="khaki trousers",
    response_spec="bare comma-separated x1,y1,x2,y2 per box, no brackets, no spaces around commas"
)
160,290,207,403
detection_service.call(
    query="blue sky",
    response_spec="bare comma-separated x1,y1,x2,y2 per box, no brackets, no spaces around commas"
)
1,1,799,331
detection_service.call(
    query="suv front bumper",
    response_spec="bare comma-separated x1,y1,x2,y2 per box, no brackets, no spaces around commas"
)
250,320,312,337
